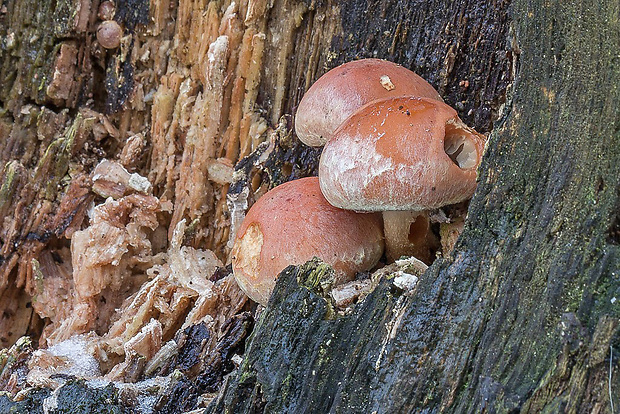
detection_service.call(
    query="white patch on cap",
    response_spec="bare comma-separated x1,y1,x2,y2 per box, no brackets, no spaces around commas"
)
320,132,395,210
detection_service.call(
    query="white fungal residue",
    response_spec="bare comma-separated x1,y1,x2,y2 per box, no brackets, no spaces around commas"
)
47,335,102,378
321,132,435,211
392,271,419,291
207,36,229,66
117,377,172,414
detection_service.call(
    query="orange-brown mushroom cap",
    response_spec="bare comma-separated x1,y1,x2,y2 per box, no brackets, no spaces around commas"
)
319,96,486,212
231,177,384,305
295,58,442,147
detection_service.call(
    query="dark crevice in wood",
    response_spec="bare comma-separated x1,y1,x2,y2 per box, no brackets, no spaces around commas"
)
114,0,150,30
104,43,135,114
333,0,514,134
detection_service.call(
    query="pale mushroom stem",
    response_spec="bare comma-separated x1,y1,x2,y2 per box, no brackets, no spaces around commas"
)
382,210,438,264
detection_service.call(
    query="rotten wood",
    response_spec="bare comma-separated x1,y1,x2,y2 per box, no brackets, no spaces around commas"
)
0,0,616,412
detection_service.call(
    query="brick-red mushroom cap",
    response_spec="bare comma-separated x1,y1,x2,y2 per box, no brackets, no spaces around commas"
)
319,96,486,212
231,177,384,305
295,58,442,147
319,96,486,262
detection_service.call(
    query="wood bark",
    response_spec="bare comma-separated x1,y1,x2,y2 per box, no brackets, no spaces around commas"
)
0,0,617,412
210,0,620,413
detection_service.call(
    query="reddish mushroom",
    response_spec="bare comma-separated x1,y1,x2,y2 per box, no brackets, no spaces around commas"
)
98,1,116,21
319,96,486,262
97,20,122,49
231,177,384,305
295,58,442,147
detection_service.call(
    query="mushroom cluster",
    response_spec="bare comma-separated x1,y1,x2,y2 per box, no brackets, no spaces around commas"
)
231,58,485,305
299,59,486,262
96,1,122,50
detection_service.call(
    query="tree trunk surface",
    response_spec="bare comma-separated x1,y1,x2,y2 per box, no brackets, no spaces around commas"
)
0,0,617,412
210,0,620,412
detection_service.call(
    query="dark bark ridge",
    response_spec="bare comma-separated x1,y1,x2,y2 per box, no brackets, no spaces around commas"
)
209,0,620,412
285,0,514,134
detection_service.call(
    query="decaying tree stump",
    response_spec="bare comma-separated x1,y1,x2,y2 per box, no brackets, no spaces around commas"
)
0,0,617,412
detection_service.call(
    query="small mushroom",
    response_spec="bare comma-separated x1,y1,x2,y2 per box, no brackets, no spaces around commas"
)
97,20,122,49
319,96,486,262
231,177,384,305
98,1,116,21
294,58,442,147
